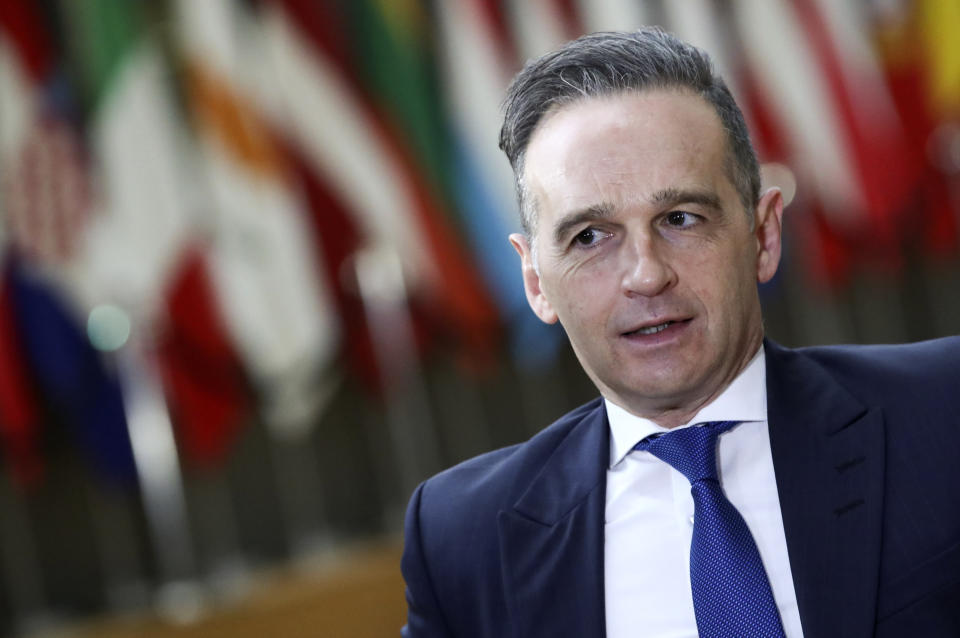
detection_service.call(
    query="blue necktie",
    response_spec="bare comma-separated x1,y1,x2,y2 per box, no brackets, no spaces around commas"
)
634,421,786,637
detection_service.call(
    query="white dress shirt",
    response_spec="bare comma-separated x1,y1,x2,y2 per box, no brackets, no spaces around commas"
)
604,346,805,637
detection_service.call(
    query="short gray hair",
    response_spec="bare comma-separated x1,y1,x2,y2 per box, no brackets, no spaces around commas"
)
499,28,760,237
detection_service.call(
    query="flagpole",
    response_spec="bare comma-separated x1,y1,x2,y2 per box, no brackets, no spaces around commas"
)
82,477,151,613
258,368,340,563
0,475,57,635
115,326,205,622
354,246,442,522
266,421,337,562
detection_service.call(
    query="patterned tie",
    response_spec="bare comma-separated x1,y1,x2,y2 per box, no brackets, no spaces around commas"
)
634,421,786,638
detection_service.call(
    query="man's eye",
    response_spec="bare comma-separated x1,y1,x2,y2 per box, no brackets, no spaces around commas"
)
572,228,605,247
665,211,699,228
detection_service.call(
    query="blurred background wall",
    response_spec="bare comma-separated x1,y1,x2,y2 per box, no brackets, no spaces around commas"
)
0,0,958,636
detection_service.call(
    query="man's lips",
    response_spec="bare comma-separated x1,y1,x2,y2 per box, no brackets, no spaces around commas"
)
620,317,693,337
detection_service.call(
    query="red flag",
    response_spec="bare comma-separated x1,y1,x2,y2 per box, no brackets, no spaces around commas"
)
474,0,520,66
280,138,382,391
0,0,53,80
739,56,854,287
793,0,921,253
155,247,251,470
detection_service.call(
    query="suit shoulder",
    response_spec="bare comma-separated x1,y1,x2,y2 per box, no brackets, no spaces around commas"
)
415,397,604,519
408,398,603,529
784,337,960,427
401,400,604,636
797,336,960,388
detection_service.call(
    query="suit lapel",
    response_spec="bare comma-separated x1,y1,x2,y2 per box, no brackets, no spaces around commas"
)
498,403,609,638
765,340,885,638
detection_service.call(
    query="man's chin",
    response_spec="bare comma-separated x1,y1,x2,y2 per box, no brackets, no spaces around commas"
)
602,378,704,419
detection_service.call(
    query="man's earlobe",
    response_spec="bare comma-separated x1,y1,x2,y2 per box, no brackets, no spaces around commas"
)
509,233,559,324
754,188,784,284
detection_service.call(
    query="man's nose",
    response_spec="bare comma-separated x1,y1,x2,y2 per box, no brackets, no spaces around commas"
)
620,233,677,297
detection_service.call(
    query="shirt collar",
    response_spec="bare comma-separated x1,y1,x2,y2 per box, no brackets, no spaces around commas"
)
606,345,767,469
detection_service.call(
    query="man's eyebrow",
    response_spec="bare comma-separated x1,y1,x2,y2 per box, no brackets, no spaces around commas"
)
650,187,722,211
552,203,615,245
550,189,722,245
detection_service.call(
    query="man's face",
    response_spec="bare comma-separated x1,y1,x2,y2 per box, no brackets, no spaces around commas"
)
511,90,783,426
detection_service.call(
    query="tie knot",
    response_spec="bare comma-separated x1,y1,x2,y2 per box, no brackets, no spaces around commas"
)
633,420,739,483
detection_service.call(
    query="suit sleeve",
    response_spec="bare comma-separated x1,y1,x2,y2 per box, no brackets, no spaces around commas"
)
401,482,454,638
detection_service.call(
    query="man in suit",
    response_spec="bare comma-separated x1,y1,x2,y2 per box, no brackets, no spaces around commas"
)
401,28,960,637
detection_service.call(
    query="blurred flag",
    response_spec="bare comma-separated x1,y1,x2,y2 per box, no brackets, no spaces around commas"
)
875,0,960,256
434,0,564,366
732,0,923,284
155,247,251,467
0,258,42,487
0,1,90,270
175,0,339,436
252,0,383,391
7,257,137,484
61,0,193,319
339,0,501,364
506,0,581,61
61,0,251,469
0,0,108,484
261,0,499,376
733,0,867,228
0,1,49,487
795,0,918,245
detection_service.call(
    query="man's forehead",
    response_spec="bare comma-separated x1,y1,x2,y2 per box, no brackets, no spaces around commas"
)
527,93,723,187
525,92,726,194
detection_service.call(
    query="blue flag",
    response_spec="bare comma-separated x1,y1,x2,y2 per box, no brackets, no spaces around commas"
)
8,259,137,484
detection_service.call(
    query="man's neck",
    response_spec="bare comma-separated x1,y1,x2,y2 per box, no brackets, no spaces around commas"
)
608,340,765,429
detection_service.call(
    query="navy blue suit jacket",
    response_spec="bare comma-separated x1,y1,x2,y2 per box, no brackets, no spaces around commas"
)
401,338,960,637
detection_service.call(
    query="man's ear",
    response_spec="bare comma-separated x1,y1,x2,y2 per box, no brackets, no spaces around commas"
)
509,233,558,324
754,187,784,284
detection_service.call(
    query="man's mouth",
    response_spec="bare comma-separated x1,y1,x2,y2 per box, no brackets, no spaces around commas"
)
623,318,692,337
634,321,673,335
